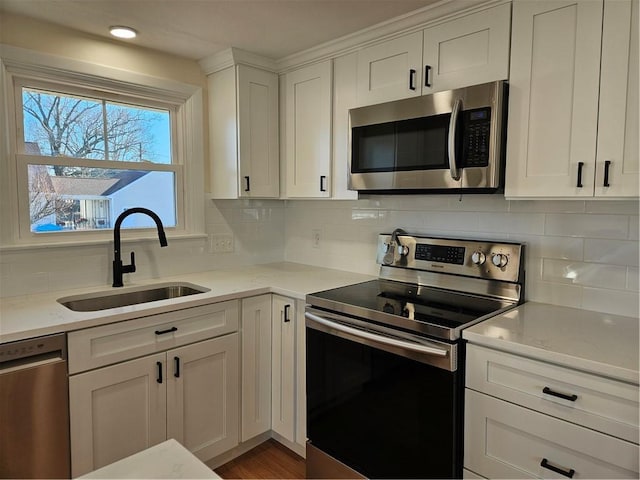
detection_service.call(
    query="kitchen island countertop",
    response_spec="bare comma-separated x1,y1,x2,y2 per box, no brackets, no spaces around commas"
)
0,262,374,344
463,301,639,384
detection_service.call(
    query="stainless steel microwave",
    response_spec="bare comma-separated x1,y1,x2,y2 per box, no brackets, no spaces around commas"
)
348,81,507,193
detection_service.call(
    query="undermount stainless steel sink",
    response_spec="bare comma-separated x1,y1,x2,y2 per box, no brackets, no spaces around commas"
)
57,283,210,312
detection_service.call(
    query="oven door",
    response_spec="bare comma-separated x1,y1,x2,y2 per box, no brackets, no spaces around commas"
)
305,309,463,479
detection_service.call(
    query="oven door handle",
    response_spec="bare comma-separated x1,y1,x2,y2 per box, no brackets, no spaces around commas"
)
447,98,462,181
305,312,448,358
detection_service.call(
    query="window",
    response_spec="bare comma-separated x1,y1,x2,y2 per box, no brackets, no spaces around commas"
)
15,79,181,235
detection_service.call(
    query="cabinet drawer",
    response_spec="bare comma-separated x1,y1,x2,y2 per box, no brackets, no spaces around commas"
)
464,390,639,479
466,344,639,443
68,300,239,374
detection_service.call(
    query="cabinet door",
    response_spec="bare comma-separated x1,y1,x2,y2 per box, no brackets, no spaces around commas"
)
505,0,603,198
595,0,639,197
422,3,510,94
208,67,239,199
241,294,272,441
69,353,167,477
237,65,280,198
284,61,332,198
271,295,296,442
464,390,639,479
356,31,423,106
167,333,239,462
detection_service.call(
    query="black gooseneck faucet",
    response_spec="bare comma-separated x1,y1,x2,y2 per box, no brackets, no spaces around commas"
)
112,207,168,287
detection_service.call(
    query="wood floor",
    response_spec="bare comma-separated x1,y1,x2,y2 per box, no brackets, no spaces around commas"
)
214,439,306,479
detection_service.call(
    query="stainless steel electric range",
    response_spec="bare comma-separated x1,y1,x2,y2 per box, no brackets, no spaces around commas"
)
305,230,525,479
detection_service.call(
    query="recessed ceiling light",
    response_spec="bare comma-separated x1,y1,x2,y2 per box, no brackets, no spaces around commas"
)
109,26,137,39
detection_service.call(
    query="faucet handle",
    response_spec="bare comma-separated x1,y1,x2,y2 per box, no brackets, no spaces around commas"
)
123,251,136,274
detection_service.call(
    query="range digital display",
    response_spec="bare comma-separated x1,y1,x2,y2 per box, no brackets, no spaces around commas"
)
415,244,465,265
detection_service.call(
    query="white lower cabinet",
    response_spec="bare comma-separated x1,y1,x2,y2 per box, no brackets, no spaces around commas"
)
242,294,305,454
240,294,273,441
69,303,240,477
464,344,640,479
271,295,296,442
465,390,639,479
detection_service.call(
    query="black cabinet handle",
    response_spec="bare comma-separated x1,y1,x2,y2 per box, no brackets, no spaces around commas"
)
409,69,416,90
156,361,163,384
174,356,180,378
543,386,578,402
424,65,431,87
244,176,250,192
284,304,291,322
576,162,584,188
155,326,178,336
541,458,575,478
320,175,327,192
603,160,611,187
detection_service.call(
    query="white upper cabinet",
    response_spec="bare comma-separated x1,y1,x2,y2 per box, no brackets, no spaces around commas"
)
356,3,511,106
283,60,332,198
422,3,511,94
506,0,638,199
208,64,279,198
595,0,639,197
356,31,423,105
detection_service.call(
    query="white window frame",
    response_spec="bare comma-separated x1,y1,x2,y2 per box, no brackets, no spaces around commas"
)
0,45,205,247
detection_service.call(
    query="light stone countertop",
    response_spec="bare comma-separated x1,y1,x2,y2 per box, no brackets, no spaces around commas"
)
463,302,639,384
0,262,374,344
78,439,220,479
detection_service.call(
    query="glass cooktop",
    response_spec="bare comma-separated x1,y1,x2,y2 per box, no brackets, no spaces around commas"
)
306,279,513,341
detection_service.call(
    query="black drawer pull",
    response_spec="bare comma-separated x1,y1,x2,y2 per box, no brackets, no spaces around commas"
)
576,161,584,188
155,326,178,335
409,69,416,90
156,361,163,384
543,386,578,402
174,356,180,378
541,458,575,478
284,304,291,323
424,65,431,87
603,160,611,187
320,175,327,192
244,176,250,192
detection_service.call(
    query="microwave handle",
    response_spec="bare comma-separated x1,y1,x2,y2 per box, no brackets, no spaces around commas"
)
448,98,462,181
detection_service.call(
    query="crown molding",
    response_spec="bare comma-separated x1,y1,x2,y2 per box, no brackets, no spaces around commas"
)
276,0,509,72
199,47,278,75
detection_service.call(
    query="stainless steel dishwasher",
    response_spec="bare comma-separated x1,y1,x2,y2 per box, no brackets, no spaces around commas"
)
0,333,70,478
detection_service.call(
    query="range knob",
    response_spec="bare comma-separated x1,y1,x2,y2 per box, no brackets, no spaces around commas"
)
471,251,486,265
492,253,508,268
397,244,410,257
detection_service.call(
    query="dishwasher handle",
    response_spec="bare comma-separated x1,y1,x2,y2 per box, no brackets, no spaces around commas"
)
0,333,66,369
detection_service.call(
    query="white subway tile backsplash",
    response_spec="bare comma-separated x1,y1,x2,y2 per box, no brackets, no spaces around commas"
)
545,213,629,239
509,200,586,214
584,239,639,267
629,215,639,241
516,234,584,261
542,259,627,290
584,200,639,215
581,287,639,317
627,268,639,292
477,212,546,235
525,280,583,308
1,196,638,319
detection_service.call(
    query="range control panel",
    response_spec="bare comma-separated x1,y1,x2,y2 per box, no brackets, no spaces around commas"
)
377,233,524,283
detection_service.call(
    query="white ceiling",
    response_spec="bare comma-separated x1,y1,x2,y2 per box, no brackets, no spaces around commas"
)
0,0,441,61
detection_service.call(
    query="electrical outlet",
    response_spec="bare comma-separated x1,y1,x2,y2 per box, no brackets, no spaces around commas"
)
210,234,234,253
312,229,321,248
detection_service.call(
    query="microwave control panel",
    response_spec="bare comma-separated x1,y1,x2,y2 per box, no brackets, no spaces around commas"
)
462,107,491,167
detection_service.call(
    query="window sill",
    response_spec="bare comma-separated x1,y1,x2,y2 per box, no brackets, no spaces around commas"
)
0,233,207,252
